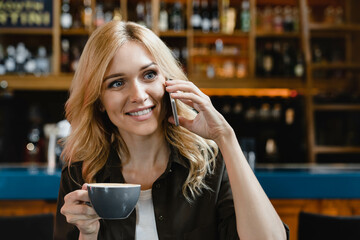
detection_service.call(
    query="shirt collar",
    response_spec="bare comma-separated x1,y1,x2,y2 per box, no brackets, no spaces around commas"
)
98,144,189,183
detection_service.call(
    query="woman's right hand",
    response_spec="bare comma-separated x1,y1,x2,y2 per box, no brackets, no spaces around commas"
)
61,184,100,239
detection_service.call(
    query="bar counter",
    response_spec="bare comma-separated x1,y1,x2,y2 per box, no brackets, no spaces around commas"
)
1,164,360,200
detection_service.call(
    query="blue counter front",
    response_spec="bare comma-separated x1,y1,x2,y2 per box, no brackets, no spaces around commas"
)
1,165,360,200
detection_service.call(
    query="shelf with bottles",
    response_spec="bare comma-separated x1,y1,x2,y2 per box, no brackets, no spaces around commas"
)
128,0,153,29
157,0,187,33
60,0,122,33
314,109,360,148
0,38,52,77
2,74,72,91
0,28,53,35
255,38,305,79
60,36,88,73
211,93,306,163
255,0,300,36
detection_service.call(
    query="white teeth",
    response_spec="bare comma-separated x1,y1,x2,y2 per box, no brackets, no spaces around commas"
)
128,108,152,116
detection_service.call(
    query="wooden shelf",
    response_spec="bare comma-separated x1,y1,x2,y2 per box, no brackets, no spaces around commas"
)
201,88,298,98
314,104,360,111
309,23,360,32
159,30,187,37
2,75,72,91
0,28,52,35
193,30,249,37
311,63,360,70
255,31,301,38
314,146,360,154
61,28,91,35
191,75,306,89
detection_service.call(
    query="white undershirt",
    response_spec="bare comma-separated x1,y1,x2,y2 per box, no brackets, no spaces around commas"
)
135,189,159,240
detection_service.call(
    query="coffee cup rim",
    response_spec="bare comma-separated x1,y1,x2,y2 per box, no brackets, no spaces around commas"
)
87,183,141,188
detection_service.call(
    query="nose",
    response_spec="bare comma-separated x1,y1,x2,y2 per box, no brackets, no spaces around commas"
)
129,80,148,103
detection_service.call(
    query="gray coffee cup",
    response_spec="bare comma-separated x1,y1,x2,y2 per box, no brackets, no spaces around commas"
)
87,183,141,219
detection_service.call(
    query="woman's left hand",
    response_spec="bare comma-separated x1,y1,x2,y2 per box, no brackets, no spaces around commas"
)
165,80,232,143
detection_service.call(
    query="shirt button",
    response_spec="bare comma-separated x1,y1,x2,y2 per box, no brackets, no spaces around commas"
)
156,183,161,188
158,215,164,221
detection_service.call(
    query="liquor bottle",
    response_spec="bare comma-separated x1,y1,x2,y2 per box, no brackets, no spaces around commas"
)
61,39,70,72
136,2,146,26
61,0,73,29
170,2,183,31
282,42,294,77
4,45,16,73
241,0,250,32
71,46,80,72
82,0,92,29
0,44,5,75
94,4,105,27
294,52,304,78
191,0,202,30
283,5,294,32
159,1,168,31
272,41,282,76
15,42,28,74
261,42,274,77
210,0,220,32
24,105,45,164
35,46,50,76
145,2,152,28
201,0,211,33
273,6,283,33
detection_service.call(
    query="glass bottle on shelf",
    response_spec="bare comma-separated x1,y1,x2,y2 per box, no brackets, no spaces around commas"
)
82,0,92,29
71,46,80,72
4,45,16,74
0,44,5,75
334,6,344,25
273,6,283,33
94,4,105,27
61,39,70,72
262,6,273,32
159,1,168,31
282,42,294,77
35,46,50,76
170,2,183,31
241,0,250,32
262,42,274,77
283,5,294,32
201,0,211,33
61,0,73,29
145,2,152,29
294,52,304,78
210,0,220,32
191,0,202,30
15,42,28,75
136,2,146,26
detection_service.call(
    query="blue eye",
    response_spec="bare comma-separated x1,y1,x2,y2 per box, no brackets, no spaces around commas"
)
108,80,124,88
144,71,157,80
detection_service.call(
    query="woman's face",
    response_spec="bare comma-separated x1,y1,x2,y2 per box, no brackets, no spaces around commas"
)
100,41,166,138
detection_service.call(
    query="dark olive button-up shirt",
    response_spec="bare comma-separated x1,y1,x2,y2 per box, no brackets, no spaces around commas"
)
54,147,289,240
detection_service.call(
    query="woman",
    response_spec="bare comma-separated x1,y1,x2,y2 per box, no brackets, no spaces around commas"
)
54,21,288,240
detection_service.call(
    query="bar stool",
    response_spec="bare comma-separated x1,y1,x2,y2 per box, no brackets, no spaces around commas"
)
0,213,54,240
298,211,360,240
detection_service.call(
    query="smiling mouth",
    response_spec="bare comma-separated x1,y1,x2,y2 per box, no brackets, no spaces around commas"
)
126,106,155,116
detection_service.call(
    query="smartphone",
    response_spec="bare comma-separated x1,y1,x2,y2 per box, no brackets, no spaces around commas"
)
167,79,179,126
169,93,179,126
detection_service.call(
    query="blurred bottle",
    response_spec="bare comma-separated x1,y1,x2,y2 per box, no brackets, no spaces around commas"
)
241,0,250,32
94,4,105,27
273,6,283,33
0,44,5,75
5,45,16,73
24,105,45,164
210,0,220,32
82,0,92,29
61,39,70,72
283,5,294,32
201,0,211,33
170,2,183,31
136,2,146,26
159,1,169,31
191,0,202,30
61,0,73,29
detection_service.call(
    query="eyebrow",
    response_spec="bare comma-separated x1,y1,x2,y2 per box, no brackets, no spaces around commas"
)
103,62,157,81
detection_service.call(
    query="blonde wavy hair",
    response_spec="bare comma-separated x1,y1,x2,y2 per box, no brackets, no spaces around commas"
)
63,21,218,201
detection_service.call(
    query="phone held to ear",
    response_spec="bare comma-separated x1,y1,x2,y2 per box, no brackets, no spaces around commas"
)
167,79,179,126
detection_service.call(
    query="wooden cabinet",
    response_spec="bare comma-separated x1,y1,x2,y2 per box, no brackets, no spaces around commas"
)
1,0,359,163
